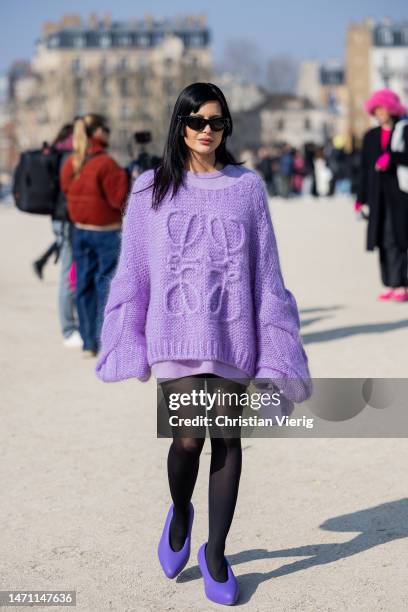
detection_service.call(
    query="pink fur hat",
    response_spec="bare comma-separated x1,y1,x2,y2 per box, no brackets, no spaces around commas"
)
364,88,407,117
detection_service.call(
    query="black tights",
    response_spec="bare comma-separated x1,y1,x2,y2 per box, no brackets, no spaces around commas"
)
160,373,247,582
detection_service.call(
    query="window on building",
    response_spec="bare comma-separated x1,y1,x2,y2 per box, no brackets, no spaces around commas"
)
73,35,85,49
118,57,129,71
118,34,131,47
188,34,202,47
72,57,83,74
75,100,86,116
380,56,392,88
101,77,109,97
304,117,311,131
379,27,393,45
153,32,164,45
138,77,149,97
48,35,60,48
119,129,128,146
100,33,112,48
163,78,174,96
100,57,108,74
37,110,49,125
119,78,130,97
120,104,132,120
138,34,151,47
140,111,152,124
277,118,284,131
74,78,85,98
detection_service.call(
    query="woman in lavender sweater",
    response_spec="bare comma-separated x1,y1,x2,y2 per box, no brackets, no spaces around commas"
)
95,83,311,605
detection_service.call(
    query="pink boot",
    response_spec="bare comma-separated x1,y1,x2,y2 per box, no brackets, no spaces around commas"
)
391,289,408,302
377,289,395,301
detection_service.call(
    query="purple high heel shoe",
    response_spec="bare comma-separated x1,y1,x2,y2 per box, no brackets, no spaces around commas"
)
197,542,239,605
158,502,194,578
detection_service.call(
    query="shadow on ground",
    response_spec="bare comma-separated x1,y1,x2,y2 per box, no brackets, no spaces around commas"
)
299,305,408,344
177,498,408,605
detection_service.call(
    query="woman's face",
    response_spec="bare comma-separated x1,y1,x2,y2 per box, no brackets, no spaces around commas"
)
183,100,225,157
374,106,392,125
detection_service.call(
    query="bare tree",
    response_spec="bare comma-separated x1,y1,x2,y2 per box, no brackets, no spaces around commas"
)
215,38,265,84
265,55,299,93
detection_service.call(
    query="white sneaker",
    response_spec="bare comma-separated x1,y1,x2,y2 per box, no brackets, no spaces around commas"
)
63,330,83,349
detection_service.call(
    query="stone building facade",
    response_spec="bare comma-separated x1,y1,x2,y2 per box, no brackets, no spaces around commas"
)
10,13,211,163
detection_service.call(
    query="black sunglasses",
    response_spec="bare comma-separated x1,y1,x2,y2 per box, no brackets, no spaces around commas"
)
177,114,230,132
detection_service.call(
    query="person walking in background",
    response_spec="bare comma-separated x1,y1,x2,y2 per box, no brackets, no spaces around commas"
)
311,146,334,197
356,89,408,302
51,124,82,348
240,148,257,170
256,146,276,196
277,143,294,198
302,142,316,196
330,135,351,195
292,148,305,195
60,113,129,356
21,123,80,347
94,82,311,605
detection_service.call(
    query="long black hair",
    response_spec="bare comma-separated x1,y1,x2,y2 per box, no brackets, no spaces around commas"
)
137,82,243,210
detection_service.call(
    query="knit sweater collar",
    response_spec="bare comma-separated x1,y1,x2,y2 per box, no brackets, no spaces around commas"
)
182,163,245,189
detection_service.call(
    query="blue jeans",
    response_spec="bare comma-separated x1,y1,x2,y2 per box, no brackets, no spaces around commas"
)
72,227,121,351
52,220,78,339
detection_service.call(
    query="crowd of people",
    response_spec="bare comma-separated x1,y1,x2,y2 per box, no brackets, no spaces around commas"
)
242,139,361,198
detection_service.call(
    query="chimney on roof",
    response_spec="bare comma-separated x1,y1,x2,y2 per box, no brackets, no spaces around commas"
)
103,12,112,28
42,21,58,36
89,12,98,29
144,13,154,27
381,17,392,26
60,14,82,28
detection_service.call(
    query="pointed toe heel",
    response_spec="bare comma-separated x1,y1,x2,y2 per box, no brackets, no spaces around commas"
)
197,542,239,605
157,502,194,579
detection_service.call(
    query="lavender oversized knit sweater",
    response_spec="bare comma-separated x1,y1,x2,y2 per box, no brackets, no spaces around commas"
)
95,164,312,402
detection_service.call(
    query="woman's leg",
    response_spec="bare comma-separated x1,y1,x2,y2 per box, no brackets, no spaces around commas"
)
72,228,98,351
93,230,121,351
205,375,248,582
160,375,207,552
379,199,408,290
58,222,78,339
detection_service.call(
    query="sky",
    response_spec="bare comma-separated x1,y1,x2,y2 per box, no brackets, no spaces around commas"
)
0,0,407,73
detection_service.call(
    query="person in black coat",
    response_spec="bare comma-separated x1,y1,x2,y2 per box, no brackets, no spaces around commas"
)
356,88,408,301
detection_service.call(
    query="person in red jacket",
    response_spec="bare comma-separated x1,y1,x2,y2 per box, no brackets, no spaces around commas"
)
60,113,129,356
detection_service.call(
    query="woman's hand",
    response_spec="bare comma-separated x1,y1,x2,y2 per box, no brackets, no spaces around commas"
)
375,152,390,171
354,201,369,218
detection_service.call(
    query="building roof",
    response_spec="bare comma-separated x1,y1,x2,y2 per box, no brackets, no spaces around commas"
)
39,15,210,50
247,91,316,114
373,21,408,47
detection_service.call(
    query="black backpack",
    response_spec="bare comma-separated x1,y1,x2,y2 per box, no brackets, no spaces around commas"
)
12,144,63,215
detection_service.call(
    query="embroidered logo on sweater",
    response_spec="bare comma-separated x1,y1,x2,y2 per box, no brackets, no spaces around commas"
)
164,211,246,321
